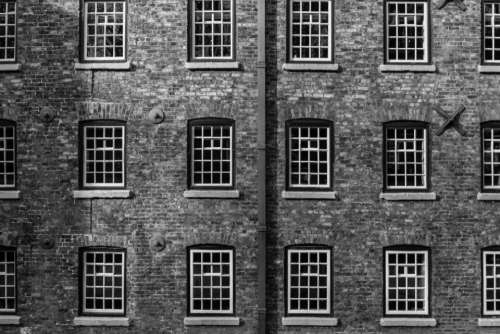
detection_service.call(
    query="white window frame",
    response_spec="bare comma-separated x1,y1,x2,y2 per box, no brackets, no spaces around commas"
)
288,0,333,62
483,1,500,64
482,124,500,190
483,250,500,315
188,247,234,315
0,247,16,314
286,247,331,315
385,0,429,64
0,0,16,63
385,249,429,316
0,121,15,189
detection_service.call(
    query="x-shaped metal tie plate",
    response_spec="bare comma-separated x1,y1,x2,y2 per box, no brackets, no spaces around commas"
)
433,104,467,136
437,0,467,11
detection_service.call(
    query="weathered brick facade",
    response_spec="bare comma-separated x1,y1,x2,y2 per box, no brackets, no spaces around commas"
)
1,0,500,333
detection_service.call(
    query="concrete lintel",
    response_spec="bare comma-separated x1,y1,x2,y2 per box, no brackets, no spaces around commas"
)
74,61,131,70
478,318,500,327
0,315,21,325
477,192,500,201
380,317,437,327
282,191,338,200
185,61,240,70
183,317,240,326
282,63,339,72
379,64,436,73
478,65,500,73
183,189,240,199
379,192,437,201
73,317,130,327
282,317,338,326
73,189,132,199
0,63,21,72
0,190,20,199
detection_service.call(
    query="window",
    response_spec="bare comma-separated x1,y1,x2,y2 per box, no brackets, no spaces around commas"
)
0,120,15,189
188,245,234,315
384,246,429,316
79,120,126,189
81,1,127,62
0,1,16,63
0,247,15,314
79,247,126,316
384,0,430,63
287,0,333,62
188,0,235,61
483,1,500,64
482,122,500,191
285,246,331,315
188,118,234,189
286,119,332,190
482,247,500,315
383,121,429,191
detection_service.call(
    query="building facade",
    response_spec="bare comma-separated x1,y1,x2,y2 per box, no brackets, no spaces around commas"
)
1,0,500,333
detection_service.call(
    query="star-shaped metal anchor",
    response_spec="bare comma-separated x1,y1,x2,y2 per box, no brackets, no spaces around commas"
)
432,104,467,136
437,0,467,11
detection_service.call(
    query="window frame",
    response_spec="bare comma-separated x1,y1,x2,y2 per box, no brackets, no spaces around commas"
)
482,246,500,316
0,0,17,64
78,246,127,317
482,0,500,65
78,119,127,190
383,0,432,65
186,244,235,316
187,0,237,62
79,0,128,63
383,245,431,317
382,120,430,192
187,118,235,190
0,119,16,190
285,118,334,191
0,246,16,315
481,121,500,192
285,0,335,64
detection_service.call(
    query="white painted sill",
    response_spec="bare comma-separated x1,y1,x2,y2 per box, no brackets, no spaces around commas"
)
379,64,436,73
478,318,500,327
282,190,338,200
73,316,130,327
282,63,339,72
379,192,436,201
183,189,240,199
185,61,240,70
74,60,131,70
184,316,240,326
0,190,20,199
282,317,338,326
73,189,132,199
478,65,500,73
380,317,437,327
0,63,21,72
477,192,500,201
0,315,20,325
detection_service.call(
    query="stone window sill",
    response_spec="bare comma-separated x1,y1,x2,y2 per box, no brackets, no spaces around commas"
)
183,189,240,199
379,192,436,201
0,63,21,72
282,317,338,326
478,65,500,73
73,189,132,199
0,190,20,199
379,64,436,73
282,63,339,72
185,61,240,70
282,191,338,200
183,316,240,326
0,315,20,325
478,318,500,327
73,316,130,327
380,317,437,327
477,192,500,201
74,60,131,71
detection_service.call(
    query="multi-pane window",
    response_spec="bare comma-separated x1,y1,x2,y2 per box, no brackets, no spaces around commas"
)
0,121,15,188
286,119,332,190
385,247,429,315
482,122,500,190
0,1,16,62
80,248,125,315
286,246,331,315
384,122,428,190
190,0,234,60
188,246,234,314
188,119,234,188
288,0,333,62
483,1,500,63
483,248,500,315
385,1,429,63
82,1,126,61
80,121,125,188
0,247,15,313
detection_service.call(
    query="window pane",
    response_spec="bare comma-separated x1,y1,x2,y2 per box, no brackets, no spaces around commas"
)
484,250,500,314
483,127,500,189
0,124,15,188
0,249,15,312
0,2,16,61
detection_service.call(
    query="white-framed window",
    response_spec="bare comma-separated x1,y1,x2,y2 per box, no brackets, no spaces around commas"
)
0,247,16,314
482,122,500,190
483,1,500,64
80,248,125,316
385,247,429,316
286,246,331,315
286,119,332,190
288,0,333,62
80,120,125,189
188,246,234,315
0,1,16,62
188,118,234,188
0,120,15,189
483,248,500,315
190,0,234,60
384,122,428,191
82,1,126,62
385,0,429,63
